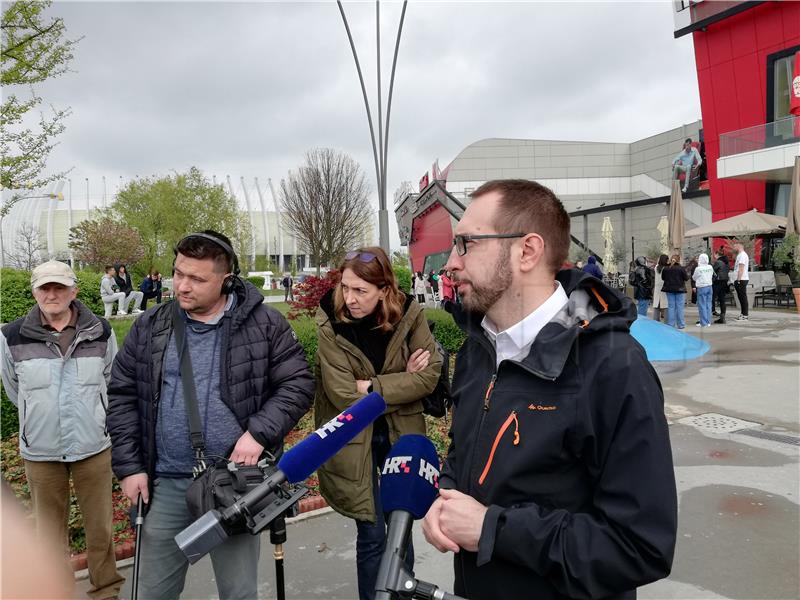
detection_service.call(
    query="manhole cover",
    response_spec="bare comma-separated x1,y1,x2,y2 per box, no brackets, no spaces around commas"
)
678,413,761,434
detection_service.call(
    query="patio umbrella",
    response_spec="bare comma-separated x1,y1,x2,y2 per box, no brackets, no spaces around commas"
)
657,215,669,254
786,154,800,237
668,180,685,255
685,208,786,238
601,216,615,272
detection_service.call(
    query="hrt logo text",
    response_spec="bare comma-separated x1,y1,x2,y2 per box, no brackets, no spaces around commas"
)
418,459,439,488
314,412,351,439
382,455,412,475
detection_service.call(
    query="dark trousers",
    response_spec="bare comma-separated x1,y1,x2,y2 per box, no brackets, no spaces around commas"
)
734,280,749,316
713,281,727,318
284,287,293,301
141,290,162,311
355,424,414,600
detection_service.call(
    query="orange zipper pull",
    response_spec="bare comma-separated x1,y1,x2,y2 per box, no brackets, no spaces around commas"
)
483,374,497,411
511,411,520,445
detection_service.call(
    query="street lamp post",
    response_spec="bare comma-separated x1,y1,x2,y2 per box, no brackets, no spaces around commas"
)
337,0,408,253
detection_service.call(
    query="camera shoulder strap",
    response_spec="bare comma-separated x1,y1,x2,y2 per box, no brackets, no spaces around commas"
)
172,302,206,461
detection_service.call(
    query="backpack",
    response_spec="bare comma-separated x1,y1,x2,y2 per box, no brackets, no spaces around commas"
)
417,321,452,418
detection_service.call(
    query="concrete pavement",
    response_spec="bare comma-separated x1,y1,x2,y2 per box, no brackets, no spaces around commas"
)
76,307,799,600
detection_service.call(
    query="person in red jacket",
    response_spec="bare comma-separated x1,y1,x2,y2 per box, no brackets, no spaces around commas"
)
439,269,455,303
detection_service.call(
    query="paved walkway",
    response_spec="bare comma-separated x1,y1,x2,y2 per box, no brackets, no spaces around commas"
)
74,307,799,600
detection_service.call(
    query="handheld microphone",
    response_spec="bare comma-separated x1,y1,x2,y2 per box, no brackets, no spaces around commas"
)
374,434,440,600
175,392,386,562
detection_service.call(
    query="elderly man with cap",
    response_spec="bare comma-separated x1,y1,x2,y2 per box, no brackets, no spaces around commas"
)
0,260,124,600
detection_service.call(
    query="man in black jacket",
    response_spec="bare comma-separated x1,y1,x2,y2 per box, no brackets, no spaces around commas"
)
712,249,731,324
113,263,144,314
107,231,314,599
422,180,677,600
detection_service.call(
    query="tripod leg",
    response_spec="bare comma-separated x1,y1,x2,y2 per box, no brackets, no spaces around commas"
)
270,514,287,600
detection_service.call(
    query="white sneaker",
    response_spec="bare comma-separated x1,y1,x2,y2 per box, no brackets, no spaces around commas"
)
118,311,128,316
695,323,702,327
737,315,748,321
132,308,143,314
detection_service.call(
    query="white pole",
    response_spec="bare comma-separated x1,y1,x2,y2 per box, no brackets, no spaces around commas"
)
267,178,284,273
253,177,270,260
68,179,74,266
239,177,257,268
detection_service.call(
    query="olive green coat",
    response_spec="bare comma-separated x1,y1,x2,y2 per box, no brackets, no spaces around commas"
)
314,295,441,522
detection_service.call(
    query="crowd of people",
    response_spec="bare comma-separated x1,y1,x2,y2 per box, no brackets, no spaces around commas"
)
2,180,681,600
100,265,164,318
574,242,750,328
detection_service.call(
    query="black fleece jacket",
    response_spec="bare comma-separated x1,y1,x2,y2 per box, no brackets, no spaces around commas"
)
106,279,314,482
441,270,677,600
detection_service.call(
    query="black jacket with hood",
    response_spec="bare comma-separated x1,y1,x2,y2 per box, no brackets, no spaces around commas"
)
441,270,677,600
113,264,133,295
106,279,315,482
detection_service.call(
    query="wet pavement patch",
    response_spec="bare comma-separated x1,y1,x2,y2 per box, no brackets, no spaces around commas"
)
670,425,794,468
671,485,799,600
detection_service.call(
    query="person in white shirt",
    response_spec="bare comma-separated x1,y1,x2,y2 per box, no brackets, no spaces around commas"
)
421,179,676,600
692,253,714,326
732,242,750,320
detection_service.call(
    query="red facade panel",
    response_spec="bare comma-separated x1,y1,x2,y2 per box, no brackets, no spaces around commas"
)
408,202,454,274
692,2,799,221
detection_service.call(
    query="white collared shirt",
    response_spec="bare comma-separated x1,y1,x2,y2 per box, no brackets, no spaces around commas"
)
481,281,569,369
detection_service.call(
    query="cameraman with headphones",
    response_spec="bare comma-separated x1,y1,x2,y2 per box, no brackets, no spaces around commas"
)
107,231,314,599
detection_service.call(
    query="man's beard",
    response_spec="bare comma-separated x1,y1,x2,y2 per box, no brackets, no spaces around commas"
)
460,244,512,314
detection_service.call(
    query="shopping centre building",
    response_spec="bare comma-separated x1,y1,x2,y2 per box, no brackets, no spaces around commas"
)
396,0,799,275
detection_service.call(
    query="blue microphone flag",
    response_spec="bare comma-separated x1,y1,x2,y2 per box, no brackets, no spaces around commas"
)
380,434,440,519
278,392,386,483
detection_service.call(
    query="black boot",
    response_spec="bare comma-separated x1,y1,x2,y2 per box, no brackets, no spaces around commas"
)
714,316,725,324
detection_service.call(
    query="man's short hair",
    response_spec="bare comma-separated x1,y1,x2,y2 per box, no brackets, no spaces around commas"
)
685,138,692,144
471,179,570,273
105,265,114,273
175,230,235,274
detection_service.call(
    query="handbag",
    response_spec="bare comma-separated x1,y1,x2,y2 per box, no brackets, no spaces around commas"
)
172,303,278,534
409,321,452,418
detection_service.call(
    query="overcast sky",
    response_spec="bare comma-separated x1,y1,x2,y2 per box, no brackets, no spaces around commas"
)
25,0,700,249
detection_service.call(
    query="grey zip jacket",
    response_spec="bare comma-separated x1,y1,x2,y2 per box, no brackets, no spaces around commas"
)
1,300,117,461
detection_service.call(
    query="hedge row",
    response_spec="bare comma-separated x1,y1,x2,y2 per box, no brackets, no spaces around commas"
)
0,266,467,439
1,268,104,323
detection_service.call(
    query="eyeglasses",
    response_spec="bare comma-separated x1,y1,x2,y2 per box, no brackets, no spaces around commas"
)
453,233,526,256
345,251,378,262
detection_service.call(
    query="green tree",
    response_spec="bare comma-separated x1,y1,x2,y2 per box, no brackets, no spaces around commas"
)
112,167,249,275
68,213,145,270
1,0,79,204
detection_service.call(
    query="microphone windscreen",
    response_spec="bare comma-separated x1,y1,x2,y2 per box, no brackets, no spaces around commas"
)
379,434,440,519
278,392,386,483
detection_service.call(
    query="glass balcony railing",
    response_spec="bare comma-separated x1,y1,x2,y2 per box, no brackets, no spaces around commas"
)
718,116,799,158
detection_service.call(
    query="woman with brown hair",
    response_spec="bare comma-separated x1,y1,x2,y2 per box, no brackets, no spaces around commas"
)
661,254,690,329
313,247,441,600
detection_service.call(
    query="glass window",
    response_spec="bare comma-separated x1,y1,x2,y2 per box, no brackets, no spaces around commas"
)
774,54,794,120
423,251,450,276
772,184,791,218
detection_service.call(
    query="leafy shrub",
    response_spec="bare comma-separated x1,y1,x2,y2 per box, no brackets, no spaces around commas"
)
290,317,319,370
424,307,466,354
0,268,33,323
287,270,340,320
246,276,265,289
76,271,104,315
0,268,105,323
1,387,18,440
394,266,411,295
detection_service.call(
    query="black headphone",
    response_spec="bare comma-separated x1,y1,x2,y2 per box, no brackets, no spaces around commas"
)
175,232,240,295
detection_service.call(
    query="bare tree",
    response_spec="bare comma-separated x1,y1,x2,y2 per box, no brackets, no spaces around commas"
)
280,148,373,274
5,222,46,270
